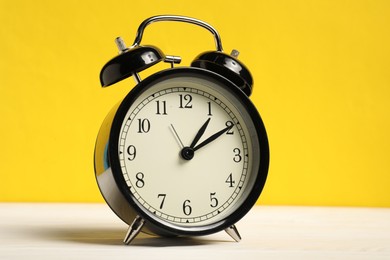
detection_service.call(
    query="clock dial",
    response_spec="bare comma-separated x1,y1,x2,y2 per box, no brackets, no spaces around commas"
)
115,72,261,227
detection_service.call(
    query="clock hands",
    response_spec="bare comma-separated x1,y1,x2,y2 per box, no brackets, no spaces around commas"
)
190,118,210,148
193,123,233,152
170,124,184,148
180,118,233,160
179,118,209,160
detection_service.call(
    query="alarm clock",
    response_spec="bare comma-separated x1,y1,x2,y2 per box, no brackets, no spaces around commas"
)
94,15,269,244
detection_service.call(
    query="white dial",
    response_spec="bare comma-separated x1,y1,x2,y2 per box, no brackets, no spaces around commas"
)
117,75,259,227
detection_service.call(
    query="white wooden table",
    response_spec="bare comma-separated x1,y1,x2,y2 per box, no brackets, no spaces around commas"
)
1,203,389,259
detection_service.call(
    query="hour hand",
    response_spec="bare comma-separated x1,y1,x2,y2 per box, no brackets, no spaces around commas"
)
180,118,211,161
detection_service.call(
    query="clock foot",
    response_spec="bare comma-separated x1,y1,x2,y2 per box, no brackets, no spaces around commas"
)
224,225,241,242
123,215,145,245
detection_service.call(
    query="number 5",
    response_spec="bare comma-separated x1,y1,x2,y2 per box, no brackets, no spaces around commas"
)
210,192,218,208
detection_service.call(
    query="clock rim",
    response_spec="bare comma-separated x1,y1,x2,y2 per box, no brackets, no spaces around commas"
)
108,67,269,236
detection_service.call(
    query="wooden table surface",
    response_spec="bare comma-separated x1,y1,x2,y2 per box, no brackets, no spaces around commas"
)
1,203,389,259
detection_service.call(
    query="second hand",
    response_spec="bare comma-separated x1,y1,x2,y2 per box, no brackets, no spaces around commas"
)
170,124,184,148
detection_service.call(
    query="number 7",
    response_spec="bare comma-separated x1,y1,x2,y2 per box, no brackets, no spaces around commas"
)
157,194,166,209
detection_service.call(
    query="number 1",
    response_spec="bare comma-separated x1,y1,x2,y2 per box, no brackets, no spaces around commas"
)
207,102,212,116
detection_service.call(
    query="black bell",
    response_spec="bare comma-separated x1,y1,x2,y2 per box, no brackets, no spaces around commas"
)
100,38,164,87
191,51,253,96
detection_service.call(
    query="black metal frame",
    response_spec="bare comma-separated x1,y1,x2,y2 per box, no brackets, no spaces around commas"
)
108,67,269,236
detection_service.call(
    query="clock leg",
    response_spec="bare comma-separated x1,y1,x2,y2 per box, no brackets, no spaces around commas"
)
123,215,145,245
224,225,241,242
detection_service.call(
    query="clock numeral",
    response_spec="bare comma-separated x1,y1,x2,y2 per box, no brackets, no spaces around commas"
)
137,118,150,133
226,121,234,135
207,101,212,116
179,94,193,109
233,148,242,163
135,172,145,188
182,199,192,216
127,145,136,161
156,100,167,115
157,194,166,209
210,192,219,208
225,173,235,188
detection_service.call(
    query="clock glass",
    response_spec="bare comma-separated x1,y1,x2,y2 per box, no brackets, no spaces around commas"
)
113,69,262,229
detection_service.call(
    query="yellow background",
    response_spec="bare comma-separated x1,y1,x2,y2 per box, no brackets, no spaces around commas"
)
1,0,389,207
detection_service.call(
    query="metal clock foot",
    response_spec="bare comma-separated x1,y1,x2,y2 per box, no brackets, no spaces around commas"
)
225,225,241,242
123,215,145,245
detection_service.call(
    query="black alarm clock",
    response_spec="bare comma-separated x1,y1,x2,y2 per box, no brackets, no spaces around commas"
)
94,15,269,244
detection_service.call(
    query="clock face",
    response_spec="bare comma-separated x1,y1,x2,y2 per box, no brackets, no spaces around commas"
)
110,69,267,231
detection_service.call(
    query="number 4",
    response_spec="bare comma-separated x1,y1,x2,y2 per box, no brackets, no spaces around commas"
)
225,173,235,187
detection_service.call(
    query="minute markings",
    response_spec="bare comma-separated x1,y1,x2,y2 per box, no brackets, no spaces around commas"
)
120,86,249,224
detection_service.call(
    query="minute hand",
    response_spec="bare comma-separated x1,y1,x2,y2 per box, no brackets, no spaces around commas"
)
193,124,234,152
